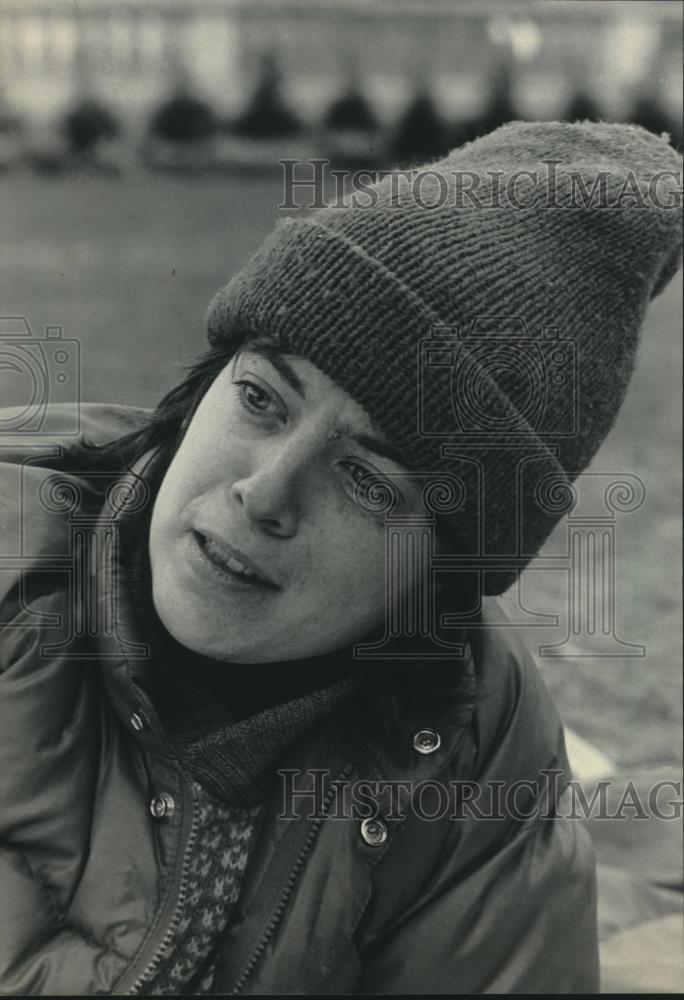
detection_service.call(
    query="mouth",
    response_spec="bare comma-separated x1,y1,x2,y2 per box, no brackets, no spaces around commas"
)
190,530,280,590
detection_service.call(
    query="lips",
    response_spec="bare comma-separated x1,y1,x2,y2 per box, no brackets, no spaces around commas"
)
191,529,279,589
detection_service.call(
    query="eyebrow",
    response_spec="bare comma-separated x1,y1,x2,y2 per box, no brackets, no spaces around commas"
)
244,341,308,398
243,343,408,468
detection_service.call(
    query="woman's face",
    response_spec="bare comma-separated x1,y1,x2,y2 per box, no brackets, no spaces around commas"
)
148,347,426,662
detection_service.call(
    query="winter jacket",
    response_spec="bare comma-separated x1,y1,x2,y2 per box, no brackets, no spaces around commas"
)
0,403,599,995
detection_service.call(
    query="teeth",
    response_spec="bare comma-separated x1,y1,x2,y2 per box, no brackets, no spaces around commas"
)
226,554,257,578
204,537,258,579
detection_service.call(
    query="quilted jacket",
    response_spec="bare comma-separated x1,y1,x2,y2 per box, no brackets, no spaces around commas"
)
0,404,599,994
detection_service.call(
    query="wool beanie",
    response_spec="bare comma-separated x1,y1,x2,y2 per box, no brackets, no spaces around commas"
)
206,120,682,595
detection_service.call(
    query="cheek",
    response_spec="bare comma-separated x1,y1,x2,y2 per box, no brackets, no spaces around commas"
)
310,509,387,600
153,457,195,526
150,439,212,546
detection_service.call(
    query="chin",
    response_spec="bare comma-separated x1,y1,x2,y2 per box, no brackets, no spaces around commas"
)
151,587,252,661
151,578,205,652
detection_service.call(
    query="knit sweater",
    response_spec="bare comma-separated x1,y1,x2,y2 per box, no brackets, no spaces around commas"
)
136,781,263,996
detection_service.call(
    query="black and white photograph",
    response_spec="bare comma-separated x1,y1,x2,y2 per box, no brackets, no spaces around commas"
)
0,0,682,994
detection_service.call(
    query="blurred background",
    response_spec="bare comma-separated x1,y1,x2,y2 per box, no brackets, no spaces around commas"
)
0,0,682,774
0,0,682,163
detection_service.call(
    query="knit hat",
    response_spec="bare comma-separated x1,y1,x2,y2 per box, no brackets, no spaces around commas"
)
206,121,682,595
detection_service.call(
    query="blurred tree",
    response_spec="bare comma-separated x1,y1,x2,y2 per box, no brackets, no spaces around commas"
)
668,117,683,152
452,61,520,148
323,87,378,132
148,90,218,144
390,86,449,167
0,110,22,135
627,91,679,148
561,90,603,123
232,52,301,139
320,83,380,169
476,61,519,136
0,100,23,172
61,99,119,156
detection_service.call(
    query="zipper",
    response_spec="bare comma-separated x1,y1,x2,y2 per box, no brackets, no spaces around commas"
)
126,777,200,995
230,762,354,995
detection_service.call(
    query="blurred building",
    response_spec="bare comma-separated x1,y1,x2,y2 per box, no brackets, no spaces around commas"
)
0,0,681,135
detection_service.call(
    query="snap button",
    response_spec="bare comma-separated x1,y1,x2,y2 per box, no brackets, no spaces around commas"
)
150,792,175,820
130,711,147,733
360,817,388,846
413,728,441,754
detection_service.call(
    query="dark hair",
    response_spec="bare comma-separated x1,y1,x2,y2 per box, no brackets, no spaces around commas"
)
90,337,482,760
87,342,235,469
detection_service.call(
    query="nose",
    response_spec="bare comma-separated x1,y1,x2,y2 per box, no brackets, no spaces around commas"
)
229,432,317,537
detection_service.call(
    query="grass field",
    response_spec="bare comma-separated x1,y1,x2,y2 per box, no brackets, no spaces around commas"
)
1,167,681,767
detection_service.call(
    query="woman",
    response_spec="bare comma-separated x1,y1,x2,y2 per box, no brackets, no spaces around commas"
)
0,120,681,995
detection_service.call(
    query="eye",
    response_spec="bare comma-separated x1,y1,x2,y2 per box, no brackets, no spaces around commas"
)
343,460,371,490
234,378,282,418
